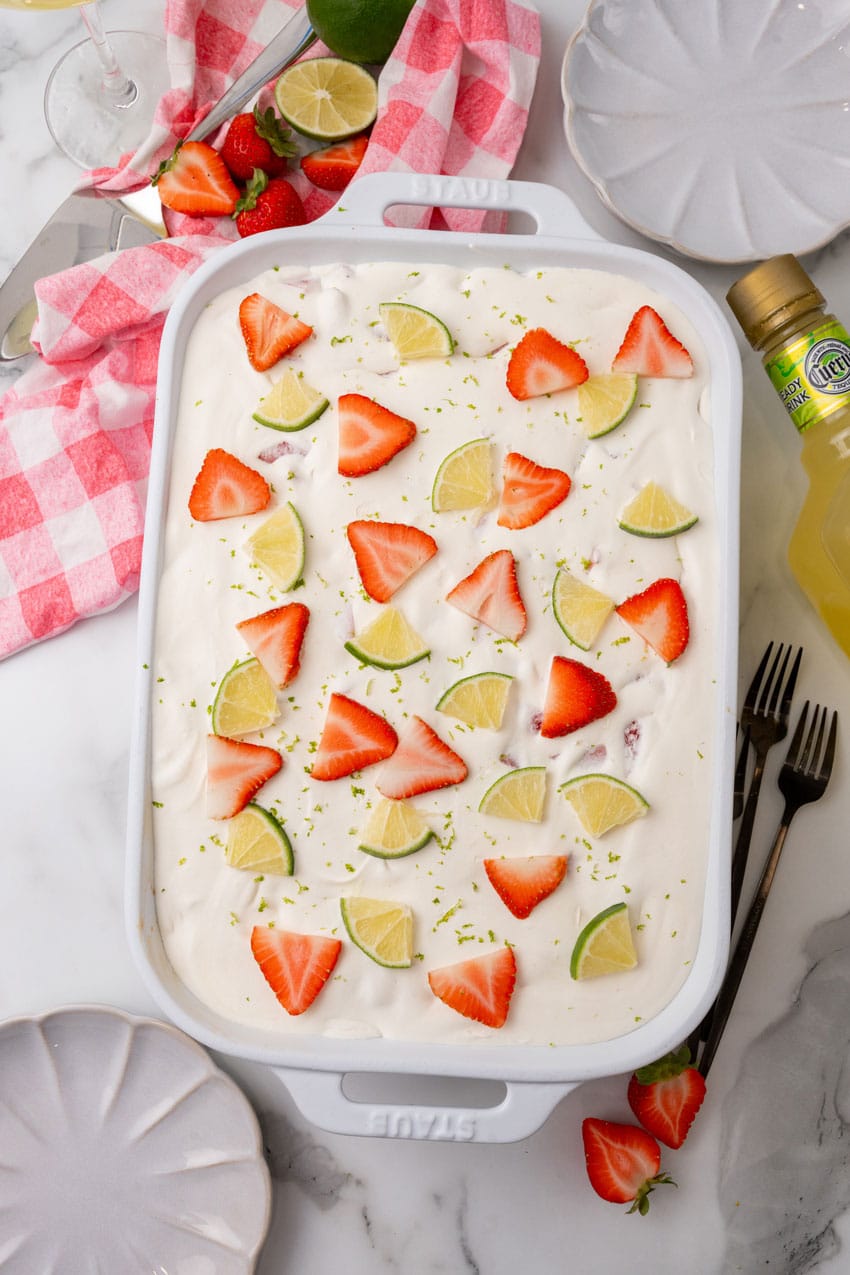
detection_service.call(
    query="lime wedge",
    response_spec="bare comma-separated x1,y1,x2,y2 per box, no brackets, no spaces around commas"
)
344,606,430,669
552,567,614,651
379,302,454,360
274,57,377,141
570,902,637,980
436,671,513,730
618,482,698,538
478,766,547,823
560,773,649,837
211,657,279,738
245,502,305,591
253,368,329,432
358,797,433,859
225,803,294,875
577,373,638,438
340,896,413,968
432,438,493,512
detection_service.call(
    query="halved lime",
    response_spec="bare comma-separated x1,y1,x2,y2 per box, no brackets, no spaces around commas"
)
358,797,433,859
379,302,454,360
432,437,493,512
552,567,614,651
225,802,293,875
436,671,513,730
478,766,547,823
570,901,637,980
274,57,377,141
253,368,329,432
344,606,430,669
560,773,649,837
245,502,305,591
340,896,413,968
576,373,638,438
618,482,698,538
211,657,279,738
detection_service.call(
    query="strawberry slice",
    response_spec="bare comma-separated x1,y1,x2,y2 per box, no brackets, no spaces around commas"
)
206,734,282,820
611,305,694,378
250,927,341,1016
483,855,568,919
497,452,571,530
236,602,309,688
506,327,589,401
311,692,398,781
238,293,313,372
337,394,417,477
428,947,517,1029
616,577,689,663
346,519,438,602
188,448,271,521
627,1046,707,1149
375,716,467,799
446,549,527,642
301,134,369,191
582,1118,674,1214
152,140,240,215
540,656,617,738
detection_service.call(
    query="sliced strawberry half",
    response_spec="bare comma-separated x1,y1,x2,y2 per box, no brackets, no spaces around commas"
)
483,855,568,919
611,305,694,378
506,327,589,401
301,134,369,191
428,947,517,1029
236,602,309,688
346,519,438,602
375,716,467,799
188,448,271,521
238,293,313,372
540,656,617,738
152,140,239,215
206,734,282,820
311,692,398,781
627,1047,707,1149
446,549,527,642
616,577,689,663
250,927,341,1016
497,452,571,530
582,1118,674,1214
337,393,417,477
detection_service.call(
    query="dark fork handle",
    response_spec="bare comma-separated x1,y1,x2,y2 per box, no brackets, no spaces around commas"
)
729,748,768,921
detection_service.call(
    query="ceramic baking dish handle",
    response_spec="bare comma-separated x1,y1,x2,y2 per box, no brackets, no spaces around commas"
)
333,172,601,241
275,1067,576,1142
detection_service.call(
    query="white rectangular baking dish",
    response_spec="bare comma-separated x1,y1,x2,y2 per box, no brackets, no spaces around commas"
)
126,172,741,1142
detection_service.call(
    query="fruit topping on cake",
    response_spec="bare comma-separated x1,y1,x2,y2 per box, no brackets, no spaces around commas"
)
615,578,690,663
344,606,430,670
357,797,433,859
239,292,313,371
618,482,698,538
540,656,617,738
627,1046,707,1149
431,438,494,512
310,692,398,781
188,448,271,521
211,657,280,739
250,927,341,1015
478,766,547,823
225,803,294,875
206,734,283,820
375,716,467,799
379,302,455,359
496,451,571,529
252,368,329,432
236,602,310,688
560,774,648,837
427,947,517,1028
446,549,527,642
337,393,417,476
506,327,589,401
576,373,638,437
570,901,637,980
340,896,414,968
611,305,693,378
436,671,513,730
346,519,437,602
552,567,615,651
483,855,567,918
581,1118,674,1215
244,503,306,591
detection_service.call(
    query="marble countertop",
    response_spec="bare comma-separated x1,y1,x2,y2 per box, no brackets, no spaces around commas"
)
3,2,850,1272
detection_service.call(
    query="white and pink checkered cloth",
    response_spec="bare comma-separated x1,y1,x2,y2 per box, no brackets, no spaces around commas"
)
0,0,540,659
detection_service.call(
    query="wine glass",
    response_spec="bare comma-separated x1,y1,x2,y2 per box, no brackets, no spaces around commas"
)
2,0,171,171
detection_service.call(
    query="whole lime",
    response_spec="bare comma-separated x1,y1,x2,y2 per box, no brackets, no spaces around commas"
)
307,0,416,64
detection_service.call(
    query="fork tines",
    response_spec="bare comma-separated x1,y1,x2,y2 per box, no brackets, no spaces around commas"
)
783,701,838,782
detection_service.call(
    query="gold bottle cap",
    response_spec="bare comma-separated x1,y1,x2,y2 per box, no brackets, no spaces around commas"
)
726,254,824,349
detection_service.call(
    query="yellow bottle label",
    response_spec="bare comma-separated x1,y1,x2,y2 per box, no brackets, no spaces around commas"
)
766,320,850,433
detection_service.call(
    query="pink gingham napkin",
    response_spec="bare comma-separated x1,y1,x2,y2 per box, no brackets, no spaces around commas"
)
0,0,540,660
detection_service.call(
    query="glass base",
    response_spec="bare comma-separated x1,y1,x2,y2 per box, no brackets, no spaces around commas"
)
44,30,170,171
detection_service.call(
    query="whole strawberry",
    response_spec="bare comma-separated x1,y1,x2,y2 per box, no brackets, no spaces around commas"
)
219,105,297,181
233,169,307,238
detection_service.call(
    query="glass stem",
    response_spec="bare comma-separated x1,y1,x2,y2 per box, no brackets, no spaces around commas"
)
80,1,138,106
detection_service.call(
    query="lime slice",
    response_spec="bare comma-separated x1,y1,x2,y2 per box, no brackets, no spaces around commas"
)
344,606,430,669
245,502,305,591
340,896,413,968
225,803,294,875
358,797,433,859
618,482,698,538
432,438,493,512
211,658,279,738
560,773,649,837
478,766,547,822
379,302,454,360
274,57,377,141
436,671,513,730
253,368,329,432
576,373,638,438
552,567,614,651
570,902,638,980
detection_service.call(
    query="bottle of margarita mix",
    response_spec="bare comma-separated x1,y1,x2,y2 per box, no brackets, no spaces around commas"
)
727,254,850,659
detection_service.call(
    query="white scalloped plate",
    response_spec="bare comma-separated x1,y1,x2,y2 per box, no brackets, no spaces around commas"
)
0,1006,271,1273
562,0,850,263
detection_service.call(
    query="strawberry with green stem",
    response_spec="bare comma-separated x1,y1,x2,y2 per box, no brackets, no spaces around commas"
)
627,1046,707,1149
582,1118,675,1215
219,106,297,181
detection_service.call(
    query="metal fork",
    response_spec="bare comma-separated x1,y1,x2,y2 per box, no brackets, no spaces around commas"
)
699,701,838,1077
